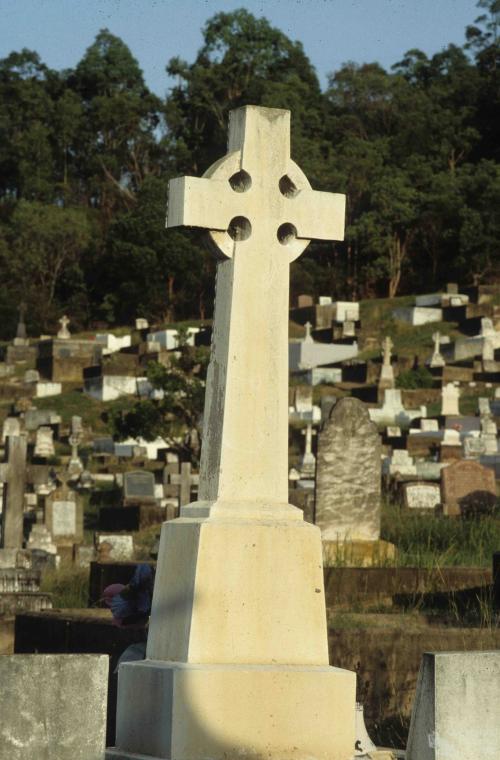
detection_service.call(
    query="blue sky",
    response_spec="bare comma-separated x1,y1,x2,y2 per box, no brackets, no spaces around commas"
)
1,0,480,95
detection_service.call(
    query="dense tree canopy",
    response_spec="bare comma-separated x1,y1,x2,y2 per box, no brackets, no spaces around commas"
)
0,2,499,338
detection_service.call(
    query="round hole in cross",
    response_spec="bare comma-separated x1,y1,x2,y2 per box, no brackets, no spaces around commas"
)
277,223,297,245
228,216,252,241
279,175,299,198
229,170,252,193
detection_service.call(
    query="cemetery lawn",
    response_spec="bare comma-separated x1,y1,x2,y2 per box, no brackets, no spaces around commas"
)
358,296,461,361
381,501,500,567
33,388,134,434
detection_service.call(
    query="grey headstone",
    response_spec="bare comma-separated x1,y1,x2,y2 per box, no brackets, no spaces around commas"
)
123,470,155,502
93,437,115,454
315,397,381,542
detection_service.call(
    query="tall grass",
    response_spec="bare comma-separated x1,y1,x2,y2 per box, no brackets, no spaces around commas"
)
40,561,89,608
381,501,500,567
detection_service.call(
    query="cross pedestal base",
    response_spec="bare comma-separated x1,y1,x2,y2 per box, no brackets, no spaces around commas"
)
106,660,355,760
108,513,356,759
145,513,334,665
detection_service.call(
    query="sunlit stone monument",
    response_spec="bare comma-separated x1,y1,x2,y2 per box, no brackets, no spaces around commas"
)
106,106,355,760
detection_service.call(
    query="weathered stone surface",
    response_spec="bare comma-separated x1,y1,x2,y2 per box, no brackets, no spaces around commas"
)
406,650,500,760
1,435,27,549
316,397,381,541
0,654,108,760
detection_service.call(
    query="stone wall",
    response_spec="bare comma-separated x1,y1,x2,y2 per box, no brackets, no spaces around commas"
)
329,620,500,748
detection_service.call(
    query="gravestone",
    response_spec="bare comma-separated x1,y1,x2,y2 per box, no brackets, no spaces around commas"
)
6,303,37,364
389,449,417,476
0,435,28,549
403,482,441,511
14,302,27,343
24,369,40,384
107,106,355,760
68,430,83,478
34,426,55,459
406,651,500,760
478,397,491,416
386,425,401,437
464,434,486,459
441,460,497,516
421,419,439,432
45,487,83,546
429,330,445,368
166,462,199,507
294,384,313,414
96,533,135,561
441,382,460,416
378,335,395,390
315,397,381,542
299,423,316,477
123,470,155,505
57,314,71,339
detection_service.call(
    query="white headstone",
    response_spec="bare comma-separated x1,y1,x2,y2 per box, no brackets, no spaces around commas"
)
421,419,439,432
51,501,77,537
57,315,71,340
404,483,440,510
34,426,55,458
441,382,460,416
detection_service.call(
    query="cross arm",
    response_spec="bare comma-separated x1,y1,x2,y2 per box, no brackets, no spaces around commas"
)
290,190,346,242
167,176,240,232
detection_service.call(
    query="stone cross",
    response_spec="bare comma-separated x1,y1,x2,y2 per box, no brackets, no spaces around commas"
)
304,321,313,343
430,331,445,368
68,433,83,477
0,434,28,548
168,462,199,507
57,315,71,340
299,422,317,477
382,336,393,367
167,106,345,509
109,106,355,760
